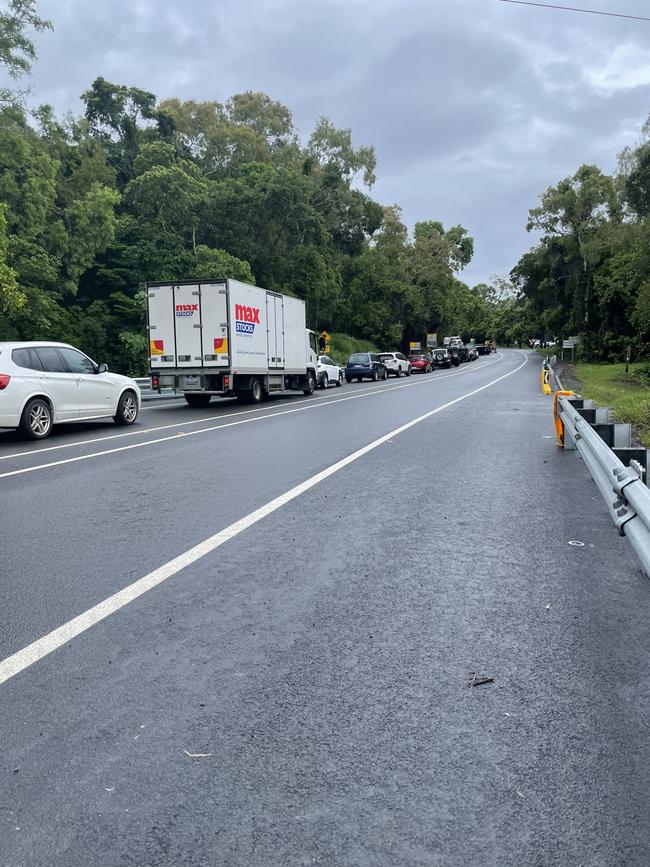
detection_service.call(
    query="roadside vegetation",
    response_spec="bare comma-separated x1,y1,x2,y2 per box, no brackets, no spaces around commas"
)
5,2,650,381
328,333,379,366
0,3,514,377
574,362,650,446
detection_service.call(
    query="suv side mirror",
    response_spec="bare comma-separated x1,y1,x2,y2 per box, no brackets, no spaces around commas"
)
98,362,108,374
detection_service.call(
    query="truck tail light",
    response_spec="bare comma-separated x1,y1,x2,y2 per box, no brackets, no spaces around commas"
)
223,374,230,390
151,374,159,390
0,374,10,390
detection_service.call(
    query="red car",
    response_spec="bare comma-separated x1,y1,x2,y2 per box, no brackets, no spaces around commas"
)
408,354,432,373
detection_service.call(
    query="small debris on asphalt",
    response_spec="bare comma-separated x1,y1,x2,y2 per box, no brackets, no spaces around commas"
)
545,604,551,611
184,749,213,758
517,791,526,799
568,540,585,547
468,672,494,688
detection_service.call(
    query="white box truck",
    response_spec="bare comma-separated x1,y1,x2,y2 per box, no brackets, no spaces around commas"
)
147,279,319,405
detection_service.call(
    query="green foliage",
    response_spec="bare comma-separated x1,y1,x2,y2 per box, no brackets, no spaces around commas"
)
0,0,52,106
576,362,650,446
0,56,505,372
328,332,379,366
513,124,650,360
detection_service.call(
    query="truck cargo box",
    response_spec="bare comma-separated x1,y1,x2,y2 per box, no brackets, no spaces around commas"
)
147,279,309,374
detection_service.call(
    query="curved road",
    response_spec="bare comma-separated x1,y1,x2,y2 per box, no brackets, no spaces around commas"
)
1,350,649,866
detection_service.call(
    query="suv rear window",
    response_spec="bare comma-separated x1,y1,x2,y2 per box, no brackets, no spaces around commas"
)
348,353,368,363
34,347,66,372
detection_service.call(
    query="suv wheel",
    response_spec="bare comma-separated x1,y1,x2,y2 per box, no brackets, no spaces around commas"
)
20,397,53,440
114,390,139,425
371,369,378,382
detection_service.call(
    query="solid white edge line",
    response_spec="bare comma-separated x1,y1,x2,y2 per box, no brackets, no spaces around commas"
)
0,352,528,686
0,354,506,480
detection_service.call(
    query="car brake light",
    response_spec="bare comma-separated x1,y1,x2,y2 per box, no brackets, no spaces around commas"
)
0,374,10,390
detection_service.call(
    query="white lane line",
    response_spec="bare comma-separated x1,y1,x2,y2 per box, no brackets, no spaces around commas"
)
0,354,503,463
0,355,506,479
0,352,527,686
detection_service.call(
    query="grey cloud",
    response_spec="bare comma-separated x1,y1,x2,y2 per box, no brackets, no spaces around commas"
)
19,0,650,283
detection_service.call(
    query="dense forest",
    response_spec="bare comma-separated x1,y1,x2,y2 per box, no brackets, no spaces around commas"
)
2,1,650,371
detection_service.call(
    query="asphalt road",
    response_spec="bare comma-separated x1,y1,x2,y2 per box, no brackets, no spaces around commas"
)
1,350,649,866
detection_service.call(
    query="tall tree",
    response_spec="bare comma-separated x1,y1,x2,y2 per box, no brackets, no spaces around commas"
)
0,0,51,106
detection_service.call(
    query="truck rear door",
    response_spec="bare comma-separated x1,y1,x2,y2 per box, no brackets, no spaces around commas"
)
200,282,229,367
266,292,285,369
174,283,202,367
147,284,176,368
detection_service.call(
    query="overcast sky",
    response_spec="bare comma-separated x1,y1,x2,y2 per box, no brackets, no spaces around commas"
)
18,0,650,285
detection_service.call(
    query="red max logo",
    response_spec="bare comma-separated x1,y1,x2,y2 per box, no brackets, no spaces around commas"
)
234,304,260,323
176,304,198,312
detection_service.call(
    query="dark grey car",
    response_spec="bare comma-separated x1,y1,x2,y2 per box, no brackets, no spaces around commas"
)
345,352,388,383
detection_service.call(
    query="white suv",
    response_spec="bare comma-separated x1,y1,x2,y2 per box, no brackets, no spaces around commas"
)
0,342,141,439
317,355,343,388
378,352,411,377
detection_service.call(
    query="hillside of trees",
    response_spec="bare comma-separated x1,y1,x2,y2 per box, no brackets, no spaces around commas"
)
0,5,515,374
3,1,650,372
511,129,650,362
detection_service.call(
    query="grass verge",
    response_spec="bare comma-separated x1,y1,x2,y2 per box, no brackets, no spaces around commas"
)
575,362,650,446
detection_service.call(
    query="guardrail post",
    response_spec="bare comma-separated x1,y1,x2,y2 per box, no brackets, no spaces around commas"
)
614,424,632,449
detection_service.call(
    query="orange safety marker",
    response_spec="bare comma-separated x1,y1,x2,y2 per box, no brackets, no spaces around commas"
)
553,390,575,447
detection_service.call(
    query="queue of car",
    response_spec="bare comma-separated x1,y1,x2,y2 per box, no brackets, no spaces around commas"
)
320,341,489,387
0,336,493,437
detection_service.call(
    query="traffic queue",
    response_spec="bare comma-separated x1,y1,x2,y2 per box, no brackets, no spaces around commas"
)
317,337,496,387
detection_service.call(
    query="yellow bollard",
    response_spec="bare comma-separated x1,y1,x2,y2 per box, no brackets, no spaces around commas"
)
541,365,552,395
552,390,575,447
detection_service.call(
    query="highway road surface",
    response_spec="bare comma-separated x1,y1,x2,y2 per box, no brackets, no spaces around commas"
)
1,349,649,866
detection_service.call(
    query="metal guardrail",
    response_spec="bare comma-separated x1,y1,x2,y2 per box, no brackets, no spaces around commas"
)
556,394,650,577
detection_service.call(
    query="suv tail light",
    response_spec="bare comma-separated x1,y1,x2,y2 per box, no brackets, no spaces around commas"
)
0,374,10,390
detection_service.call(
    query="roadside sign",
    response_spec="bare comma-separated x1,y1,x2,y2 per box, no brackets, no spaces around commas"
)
563,336,579,349
409,341,421,351
426,333,437,348
319,330,331,353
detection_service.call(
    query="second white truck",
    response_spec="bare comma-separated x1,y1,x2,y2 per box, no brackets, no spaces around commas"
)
147,279,319,405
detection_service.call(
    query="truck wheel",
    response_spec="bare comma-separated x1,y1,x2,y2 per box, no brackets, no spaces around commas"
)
184,394,211,408
250,377,263,403
303,371,316,395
